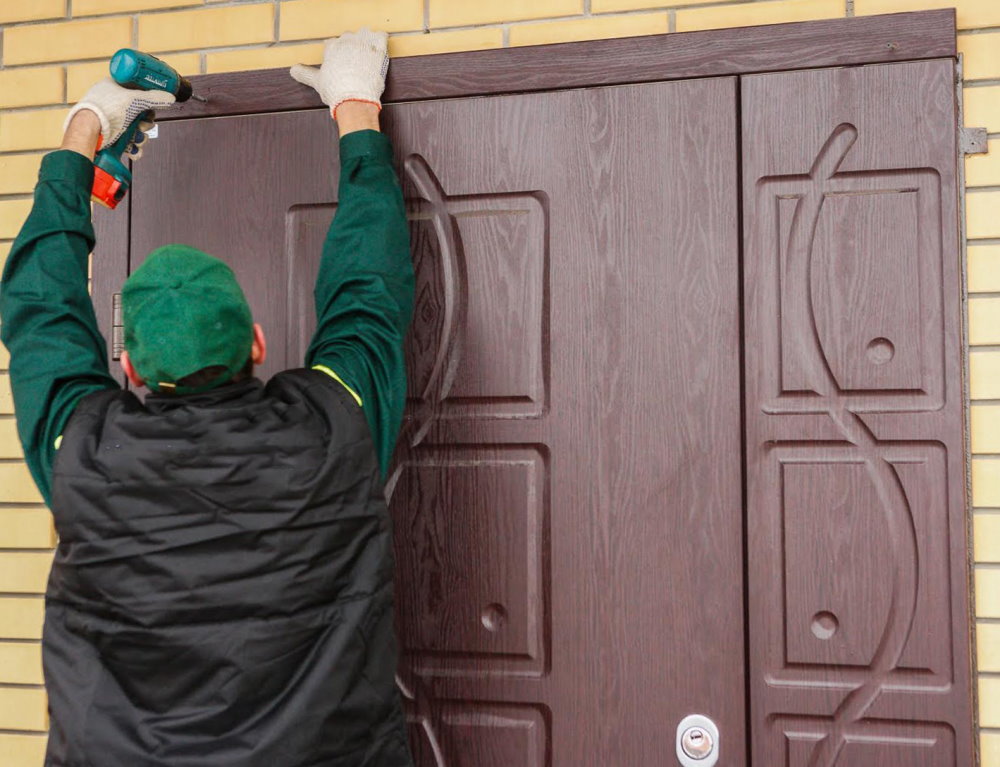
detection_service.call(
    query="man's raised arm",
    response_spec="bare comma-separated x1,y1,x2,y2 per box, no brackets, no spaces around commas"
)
0,84,172,503
291,30,415,477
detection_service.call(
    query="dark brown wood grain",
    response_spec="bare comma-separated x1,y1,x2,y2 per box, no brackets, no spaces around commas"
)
159,11,956,121
741,59,972,766
126,77,746,766
128,111,338,381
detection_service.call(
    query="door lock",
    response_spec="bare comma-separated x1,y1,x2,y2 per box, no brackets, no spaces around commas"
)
676,714,719,766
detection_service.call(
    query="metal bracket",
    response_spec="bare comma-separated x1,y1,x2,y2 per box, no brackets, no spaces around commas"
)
112,293,124,361
960,127,988,155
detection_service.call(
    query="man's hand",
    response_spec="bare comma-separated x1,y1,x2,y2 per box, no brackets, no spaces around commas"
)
64,78,175,149
290,28,389,122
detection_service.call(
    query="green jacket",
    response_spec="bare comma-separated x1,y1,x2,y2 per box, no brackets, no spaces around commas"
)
0,129,413,504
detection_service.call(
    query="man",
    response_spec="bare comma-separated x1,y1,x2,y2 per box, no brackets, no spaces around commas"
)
0,29,415,767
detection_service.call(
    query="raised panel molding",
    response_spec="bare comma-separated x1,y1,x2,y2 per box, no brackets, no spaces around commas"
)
386,445,550,678
743,60,971,767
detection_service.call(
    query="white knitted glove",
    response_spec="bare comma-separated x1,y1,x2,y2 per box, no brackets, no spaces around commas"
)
289,28,389,119
64,78,175,146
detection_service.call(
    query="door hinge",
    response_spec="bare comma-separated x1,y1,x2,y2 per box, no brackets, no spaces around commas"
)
112,293,124,361
961,127,989,155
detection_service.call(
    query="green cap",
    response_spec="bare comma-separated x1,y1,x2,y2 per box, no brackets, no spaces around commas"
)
122,244,254,395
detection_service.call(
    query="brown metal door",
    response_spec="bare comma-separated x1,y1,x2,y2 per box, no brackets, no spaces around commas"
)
128,78,746,765
742,59,973,766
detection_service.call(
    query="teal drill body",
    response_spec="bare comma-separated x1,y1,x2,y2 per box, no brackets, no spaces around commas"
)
93,49,195,208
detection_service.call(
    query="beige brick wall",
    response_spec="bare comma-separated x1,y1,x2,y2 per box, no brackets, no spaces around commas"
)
0,0,996,763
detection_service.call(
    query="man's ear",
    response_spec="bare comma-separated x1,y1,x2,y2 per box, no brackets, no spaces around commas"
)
251,323,267,365
120,351,146,388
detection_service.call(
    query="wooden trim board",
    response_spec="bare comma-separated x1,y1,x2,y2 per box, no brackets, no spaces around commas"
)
160,10,957,122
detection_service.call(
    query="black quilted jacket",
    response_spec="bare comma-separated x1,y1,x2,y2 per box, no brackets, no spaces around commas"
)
42,370,412,767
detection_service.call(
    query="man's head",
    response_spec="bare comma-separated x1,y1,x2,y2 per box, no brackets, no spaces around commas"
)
120,244,266,394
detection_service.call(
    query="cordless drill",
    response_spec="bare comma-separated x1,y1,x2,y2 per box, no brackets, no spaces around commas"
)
92,49,199,209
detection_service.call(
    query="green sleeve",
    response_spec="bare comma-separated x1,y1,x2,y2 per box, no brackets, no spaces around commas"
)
0,150,120,505
305,130,415,477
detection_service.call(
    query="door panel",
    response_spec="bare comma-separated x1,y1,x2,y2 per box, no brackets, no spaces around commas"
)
741,59,972,766
129,78,746,765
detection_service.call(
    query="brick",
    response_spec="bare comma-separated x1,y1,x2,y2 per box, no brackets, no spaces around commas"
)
0,643,43,685
0,687,47,732
0,464,43,504
977,515,1000,562
971,297,1000,346
966,139,1000,188
429,0,580,28
67,53,201,101
206,32,505,72
0,67,64,109
979,621,1000,669
971,351,1000,400
677,0,844,32
970,245,1000,293
0,0,65,24
0,200,33,241
4,17,132,66
974,458,1000,507
0,154,45,196
65,61,111,103
389,28,504,57
1,373,13,412
76,0,201,14
986,732,1000,767
856,0,1000,30
978,568,1000,618
0,734,47,767
966,86,1000,134
0,508,53,549
973,405,1000,454
206,44,324,74
0,598,44,639
959,32,1000,81
0,109,69,152
594,0,707,9
0,552,52,594
0,419,24,458
282,0,423,42
982,675,1000,727
139,4,275,53
509,13,668,47
968,191,1000,239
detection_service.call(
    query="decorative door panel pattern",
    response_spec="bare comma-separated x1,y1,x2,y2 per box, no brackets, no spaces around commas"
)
287,176,549,448
131,78,746,766
386,445,549,677
406,702,549,767
402,186,548,425
742,60,972,767
373,82,746,767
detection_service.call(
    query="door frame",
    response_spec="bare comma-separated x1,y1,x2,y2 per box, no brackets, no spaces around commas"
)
93,10,958,366
90,10,973,763
165,10,955,118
